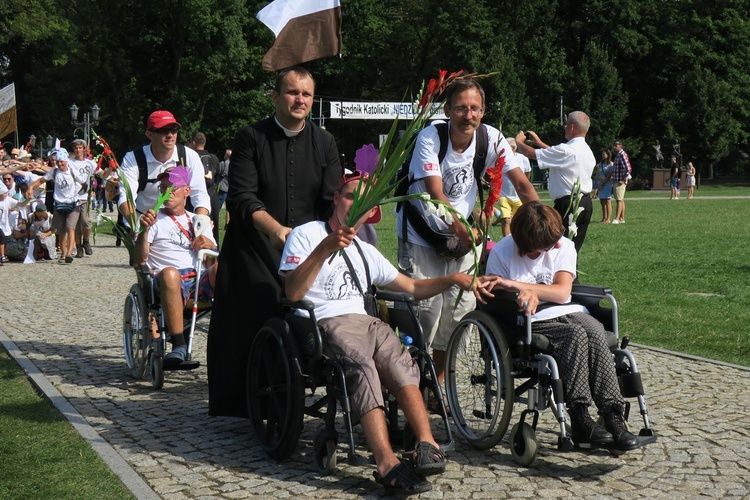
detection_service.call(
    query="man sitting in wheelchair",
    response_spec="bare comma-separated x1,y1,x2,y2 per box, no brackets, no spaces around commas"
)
280,172,494,495
482,201,638,451
134,165,218,365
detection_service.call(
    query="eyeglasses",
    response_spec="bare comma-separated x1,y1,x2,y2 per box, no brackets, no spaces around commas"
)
2,177,12,182
451,106,484,116
151,127,180,136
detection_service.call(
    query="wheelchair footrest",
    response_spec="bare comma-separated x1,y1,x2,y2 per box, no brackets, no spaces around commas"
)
163,360,201,371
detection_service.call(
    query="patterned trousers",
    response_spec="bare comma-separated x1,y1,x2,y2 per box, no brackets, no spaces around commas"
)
533,312,624,413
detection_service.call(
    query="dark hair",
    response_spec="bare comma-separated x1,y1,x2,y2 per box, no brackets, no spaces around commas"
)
510,202,564,256
601,149,612,162
191,131,206,146
443,79,485,107
274,66,315,93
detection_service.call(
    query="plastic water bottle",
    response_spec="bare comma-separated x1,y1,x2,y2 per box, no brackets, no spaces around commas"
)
399,331,413,347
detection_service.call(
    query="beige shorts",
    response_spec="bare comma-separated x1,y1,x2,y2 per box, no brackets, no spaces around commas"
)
318,314,420,421
613,183,627,201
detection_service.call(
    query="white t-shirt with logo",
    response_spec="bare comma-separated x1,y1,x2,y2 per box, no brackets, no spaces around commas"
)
501,153,532,201
397,122,519,248
68,158,97,202
485,235,585,321
146,210,217,273
0,196,20,235
43,167,84,205
279,221,399,320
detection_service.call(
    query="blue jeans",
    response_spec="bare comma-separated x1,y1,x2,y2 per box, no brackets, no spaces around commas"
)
217,191,228,212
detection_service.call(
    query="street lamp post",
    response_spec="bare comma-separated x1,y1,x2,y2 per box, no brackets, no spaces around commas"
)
69,104,101,148
28,134,55,159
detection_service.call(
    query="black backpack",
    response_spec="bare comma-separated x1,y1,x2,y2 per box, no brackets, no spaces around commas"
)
396,122,489,256
133,143,187,194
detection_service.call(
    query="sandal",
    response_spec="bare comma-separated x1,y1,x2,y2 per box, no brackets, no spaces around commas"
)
409,442,445,476
373,461,431,496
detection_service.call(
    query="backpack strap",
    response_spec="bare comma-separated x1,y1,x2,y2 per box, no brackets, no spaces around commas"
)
473,124,489,208
135,144,187,194
435,121,449,164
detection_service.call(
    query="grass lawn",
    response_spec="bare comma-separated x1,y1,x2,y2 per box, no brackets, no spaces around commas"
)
0,349,133,499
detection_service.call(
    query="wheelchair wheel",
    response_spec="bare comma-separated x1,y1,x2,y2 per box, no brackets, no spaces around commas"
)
510,422,538,466
246,319,304,460
445,311,513,450
313,430,338,475
150,348,164,389
123,284,149,379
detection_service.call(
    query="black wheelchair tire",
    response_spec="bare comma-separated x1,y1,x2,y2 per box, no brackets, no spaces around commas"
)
150,349,164,389
445,311,514,450
123,284,149,380
246,319,304,461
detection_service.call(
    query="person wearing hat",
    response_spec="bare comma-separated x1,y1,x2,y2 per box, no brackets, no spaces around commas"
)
117,110,211,226
280,172,494,494
27,149,87,264
134,165,218,364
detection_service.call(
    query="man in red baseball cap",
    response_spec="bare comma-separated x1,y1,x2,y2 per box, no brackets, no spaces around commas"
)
115,110,211,237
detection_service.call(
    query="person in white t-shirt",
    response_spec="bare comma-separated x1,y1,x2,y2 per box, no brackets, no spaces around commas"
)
0,181,30,264
494,137,532,236
281,172,494,495
27,149,86,264
396,79,540,389
516,111,596,254
68,139,97,257
134,166,218,365
484,202,638,451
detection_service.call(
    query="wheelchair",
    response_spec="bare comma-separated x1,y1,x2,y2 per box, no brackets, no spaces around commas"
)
245,290,454,474
122,248,219,389
444,285,656,466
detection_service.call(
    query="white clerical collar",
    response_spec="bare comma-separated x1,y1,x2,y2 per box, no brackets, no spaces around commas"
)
274,116,305,137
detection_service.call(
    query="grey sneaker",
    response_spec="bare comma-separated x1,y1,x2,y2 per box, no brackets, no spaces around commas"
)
83,240,93,256
75,246,84,258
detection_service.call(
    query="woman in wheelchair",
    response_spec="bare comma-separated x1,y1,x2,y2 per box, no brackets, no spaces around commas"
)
481,202,638,451
134,166,218,365
280,172,495,494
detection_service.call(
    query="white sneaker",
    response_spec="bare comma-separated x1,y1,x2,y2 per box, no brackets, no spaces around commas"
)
612,220,620,224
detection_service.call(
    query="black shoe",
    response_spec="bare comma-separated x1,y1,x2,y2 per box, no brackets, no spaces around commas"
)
75,246,84,258
603,407,639,451
115,237,122,247
569,404,613,445
83,240,93,256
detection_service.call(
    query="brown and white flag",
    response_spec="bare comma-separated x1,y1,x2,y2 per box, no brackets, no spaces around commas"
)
0,83,17,140
257,0,342,72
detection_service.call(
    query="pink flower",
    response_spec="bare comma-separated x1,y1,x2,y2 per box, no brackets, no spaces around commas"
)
353,143,380,175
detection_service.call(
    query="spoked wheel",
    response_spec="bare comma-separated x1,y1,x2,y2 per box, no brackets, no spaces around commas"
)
445,311,513,450
246,319,304,460
123,284,149,379
150,342,164,389
510,422,538,466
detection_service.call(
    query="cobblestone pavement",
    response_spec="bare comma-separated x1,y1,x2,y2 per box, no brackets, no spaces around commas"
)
2,234,749,499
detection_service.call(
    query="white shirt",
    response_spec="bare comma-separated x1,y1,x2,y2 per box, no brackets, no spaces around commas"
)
43,167,85,205
0,196,20,235
501,152,532,201
535,136,595,201
68,158,97,202
397,122,519,248
280,221,399,320
145,210,217,273
486,235,585,321
118,145,210,214
15,170,45,201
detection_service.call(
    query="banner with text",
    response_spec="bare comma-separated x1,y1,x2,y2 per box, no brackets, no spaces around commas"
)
330,101,447,120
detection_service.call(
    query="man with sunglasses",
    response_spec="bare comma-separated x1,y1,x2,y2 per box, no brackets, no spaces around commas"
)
117,111,211,226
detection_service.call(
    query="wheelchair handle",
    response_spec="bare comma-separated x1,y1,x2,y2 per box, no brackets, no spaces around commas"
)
281,298,316,311
197,248,219,260
374,290,415,303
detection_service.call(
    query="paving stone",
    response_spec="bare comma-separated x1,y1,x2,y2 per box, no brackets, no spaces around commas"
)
2,233,750,498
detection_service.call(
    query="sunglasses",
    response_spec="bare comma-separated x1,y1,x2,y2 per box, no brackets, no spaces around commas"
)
151,127,180,136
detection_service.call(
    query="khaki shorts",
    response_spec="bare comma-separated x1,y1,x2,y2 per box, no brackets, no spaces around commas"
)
613,182,627,201
498,196,523,219
318,314,420,421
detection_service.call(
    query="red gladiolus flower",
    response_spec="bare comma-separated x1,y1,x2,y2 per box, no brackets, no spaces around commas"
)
483,148,505,219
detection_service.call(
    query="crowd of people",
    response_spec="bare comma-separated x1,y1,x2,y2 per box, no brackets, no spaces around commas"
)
1,67,645,494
